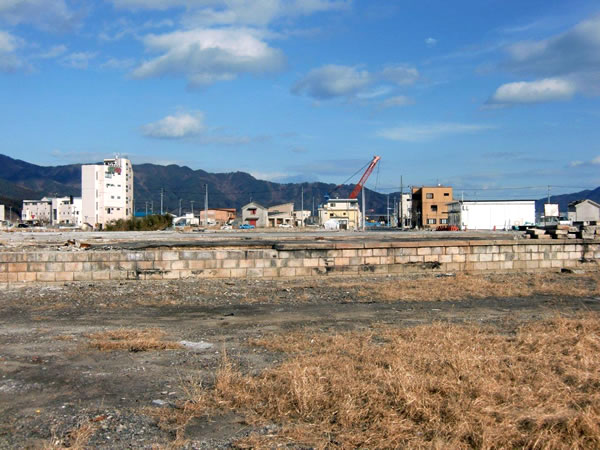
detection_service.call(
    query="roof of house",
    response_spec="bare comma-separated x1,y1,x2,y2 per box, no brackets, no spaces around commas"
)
448,199,536,204
242,201,266,209
568,199,600,208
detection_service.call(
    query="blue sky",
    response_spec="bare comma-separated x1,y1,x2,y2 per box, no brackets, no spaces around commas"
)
1,0,599,199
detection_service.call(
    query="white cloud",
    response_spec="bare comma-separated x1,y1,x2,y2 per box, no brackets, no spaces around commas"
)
292,63,420,101
142,112,205,139
488,78,575,105
380,64,419,85
0,29,25,72
425,37,437,47
183,0,348,27
0,0,79,31
38,44,67,59
292,64,371,99
504,15,600,94
110,0,349,27
376,123,495,142
379,95,413,108
101,57,136,70
249,170,290,181
570,156,600,167
61,51,97,70
0,29,18,52
131,28,285,86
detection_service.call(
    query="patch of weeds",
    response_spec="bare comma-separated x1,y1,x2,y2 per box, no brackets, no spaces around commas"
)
86,328,182,352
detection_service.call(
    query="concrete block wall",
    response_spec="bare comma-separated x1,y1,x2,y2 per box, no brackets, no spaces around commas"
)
0,239,598,288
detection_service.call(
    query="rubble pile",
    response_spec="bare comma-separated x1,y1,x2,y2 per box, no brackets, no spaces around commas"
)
524,223,599,240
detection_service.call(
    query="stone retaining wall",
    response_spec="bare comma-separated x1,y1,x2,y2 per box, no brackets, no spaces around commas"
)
1,239,599,288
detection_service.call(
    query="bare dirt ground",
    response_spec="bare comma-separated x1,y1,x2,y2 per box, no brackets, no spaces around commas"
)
1,272,599,448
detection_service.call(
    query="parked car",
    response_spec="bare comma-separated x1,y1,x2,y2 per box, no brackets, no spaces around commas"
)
17,223,29,228
220,224,233,230
239,223,255,229
278,223,292,228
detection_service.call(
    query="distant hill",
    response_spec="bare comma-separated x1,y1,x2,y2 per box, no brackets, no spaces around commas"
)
2,154,598,219
536,187,600,215
0,154,400,215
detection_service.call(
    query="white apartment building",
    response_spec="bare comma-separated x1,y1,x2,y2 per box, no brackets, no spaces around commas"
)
22,198,52,223
82,157,134,228
51,196,82,226
0,204,4,222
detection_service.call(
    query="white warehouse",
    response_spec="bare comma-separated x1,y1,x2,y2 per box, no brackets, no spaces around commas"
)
448,200,535,230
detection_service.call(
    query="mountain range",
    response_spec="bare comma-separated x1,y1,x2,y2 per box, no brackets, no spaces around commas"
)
0,154,597,217
0,154,399,216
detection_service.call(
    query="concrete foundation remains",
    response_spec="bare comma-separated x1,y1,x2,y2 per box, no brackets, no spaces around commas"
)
1,238,599,288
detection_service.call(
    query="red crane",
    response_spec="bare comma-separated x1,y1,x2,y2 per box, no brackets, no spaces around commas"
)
349,156,381,199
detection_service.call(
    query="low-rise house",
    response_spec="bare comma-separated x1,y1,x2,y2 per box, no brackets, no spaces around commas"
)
318,198,361,230
448,200,535,230
268,202,294,227
199,208,236,225
0,204,4,222
22,198,52,223
293,210,311,227
568,199,600,223
241,202,268,227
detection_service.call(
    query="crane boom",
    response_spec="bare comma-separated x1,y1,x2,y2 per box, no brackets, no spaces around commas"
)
349,156,380,199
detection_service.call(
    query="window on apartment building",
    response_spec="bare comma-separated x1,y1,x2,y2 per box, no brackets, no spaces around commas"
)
444,192,450,196
427,218,436,224
330,213,334,217
330,203,336,207
426,193,434,199
431,205,438,212
440,219,448,224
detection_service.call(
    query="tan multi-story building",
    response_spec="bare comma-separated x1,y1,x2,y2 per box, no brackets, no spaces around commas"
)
82,157,134,229
411,186,453,229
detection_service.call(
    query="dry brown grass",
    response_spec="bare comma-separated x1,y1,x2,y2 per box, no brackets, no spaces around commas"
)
86,328,182,352
357,272,600,302
43,421,97,449
180,314,600,449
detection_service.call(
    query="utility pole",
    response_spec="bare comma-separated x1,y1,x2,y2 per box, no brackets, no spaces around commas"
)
204,184,208,227
544,185,550,226
150,200,154,214
190,200,195,217
145,201,148,216
386,194,389,227
179,199,182,217
361,187,366,231
160,188,164,215
400,176,404,230
301,185,304,228
312,196,315,217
